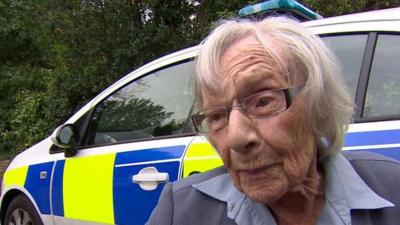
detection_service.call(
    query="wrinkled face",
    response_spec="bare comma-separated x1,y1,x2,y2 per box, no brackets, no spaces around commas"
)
203,35,316,204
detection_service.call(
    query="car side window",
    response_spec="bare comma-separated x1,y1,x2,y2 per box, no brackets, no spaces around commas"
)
363,34,400,118
321,34,368,101
86,61,195,145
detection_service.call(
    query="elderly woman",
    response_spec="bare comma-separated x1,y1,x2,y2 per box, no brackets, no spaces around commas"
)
147,17,399,225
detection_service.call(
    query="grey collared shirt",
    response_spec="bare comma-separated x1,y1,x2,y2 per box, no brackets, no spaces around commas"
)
193,153,394,225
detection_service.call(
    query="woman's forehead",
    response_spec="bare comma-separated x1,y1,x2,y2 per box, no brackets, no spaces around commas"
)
219,35,267,74
218,36,288,94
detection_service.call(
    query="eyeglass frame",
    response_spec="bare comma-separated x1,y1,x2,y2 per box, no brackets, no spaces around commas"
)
191,83,305,133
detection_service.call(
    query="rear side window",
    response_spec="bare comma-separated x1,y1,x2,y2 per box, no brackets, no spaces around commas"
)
363,34,400,118
322,34,368,100
86,61,195,145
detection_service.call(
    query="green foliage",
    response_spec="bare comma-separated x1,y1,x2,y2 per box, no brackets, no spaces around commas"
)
1,89,50,155
10,91,48,147
0,0,398,156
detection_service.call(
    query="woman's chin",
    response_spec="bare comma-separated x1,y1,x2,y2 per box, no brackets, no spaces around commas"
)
238,176,289,204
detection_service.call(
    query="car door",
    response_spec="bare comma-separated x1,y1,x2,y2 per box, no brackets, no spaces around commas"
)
310,20,400,160
348,33,400,160
51,59,197,225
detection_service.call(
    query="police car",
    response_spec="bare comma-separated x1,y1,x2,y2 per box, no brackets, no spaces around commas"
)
1,6,400,225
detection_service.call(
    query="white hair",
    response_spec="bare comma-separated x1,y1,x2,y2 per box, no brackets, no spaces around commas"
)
194,17,354,158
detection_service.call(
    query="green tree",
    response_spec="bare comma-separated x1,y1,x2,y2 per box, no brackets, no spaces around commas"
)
1,0,399,157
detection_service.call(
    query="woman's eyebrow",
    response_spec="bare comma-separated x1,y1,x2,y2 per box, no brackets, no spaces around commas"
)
202,93,232,108
233,71,275,96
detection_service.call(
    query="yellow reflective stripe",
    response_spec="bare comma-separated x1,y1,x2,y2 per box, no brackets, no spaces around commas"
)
63,153,115,224
3,166,29,189
183,142,223,178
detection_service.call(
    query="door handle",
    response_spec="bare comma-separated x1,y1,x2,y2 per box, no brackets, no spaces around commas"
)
132,167,169,191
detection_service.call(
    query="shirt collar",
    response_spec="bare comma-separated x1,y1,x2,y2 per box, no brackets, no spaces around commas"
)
193,153,394,225
322,153,394,224
193,174,276,225
192,173,244,218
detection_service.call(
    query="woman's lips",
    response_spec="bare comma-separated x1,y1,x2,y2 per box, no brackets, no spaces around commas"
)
237,162,281,178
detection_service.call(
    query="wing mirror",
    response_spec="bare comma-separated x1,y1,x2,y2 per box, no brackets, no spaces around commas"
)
51,124,79,157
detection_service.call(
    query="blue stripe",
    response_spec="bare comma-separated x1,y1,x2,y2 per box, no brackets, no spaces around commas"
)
115,145,186,165
51,160,65,216
113,162,179,225
352,147,400,161
344,129,400,147
24,162,54,214
113,145,184,225
113,161,180,225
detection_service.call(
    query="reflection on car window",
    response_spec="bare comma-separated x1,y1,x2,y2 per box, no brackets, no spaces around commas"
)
364,34,400,118
86,61,195,145
322,35,367,100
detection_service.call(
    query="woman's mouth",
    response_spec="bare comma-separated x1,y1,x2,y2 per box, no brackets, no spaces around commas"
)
237,162,282,179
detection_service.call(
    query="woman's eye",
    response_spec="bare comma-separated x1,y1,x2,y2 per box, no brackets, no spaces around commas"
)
255,96,271,107
208,111,226,123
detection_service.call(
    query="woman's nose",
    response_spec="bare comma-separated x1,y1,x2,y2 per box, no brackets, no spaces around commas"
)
226,108,260,154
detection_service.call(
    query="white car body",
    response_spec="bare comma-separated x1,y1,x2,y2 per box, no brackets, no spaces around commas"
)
1,7,399,225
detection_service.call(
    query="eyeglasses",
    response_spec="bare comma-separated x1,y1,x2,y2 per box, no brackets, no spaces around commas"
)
191,83,305,133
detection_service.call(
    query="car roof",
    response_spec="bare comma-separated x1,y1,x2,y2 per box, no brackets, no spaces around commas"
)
304,7,400,28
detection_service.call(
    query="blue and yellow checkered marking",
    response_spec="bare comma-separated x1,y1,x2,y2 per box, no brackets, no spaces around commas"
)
3,166,29,189
24,162,54,214
63,153,116,223
52,160,65,217
2,130,399,225
182,142,223,178
113,145,184,225
2,146,186,224
3,162,54,215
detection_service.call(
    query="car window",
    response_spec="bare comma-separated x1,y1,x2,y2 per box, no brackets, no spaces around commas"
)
363,34,400,118
321,34,368,100
86,61,195,145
